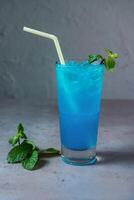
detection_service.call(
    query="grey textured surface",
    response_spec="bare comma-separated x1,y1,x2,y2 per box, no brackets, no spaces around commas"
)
0,0,134,103
0,100,134,200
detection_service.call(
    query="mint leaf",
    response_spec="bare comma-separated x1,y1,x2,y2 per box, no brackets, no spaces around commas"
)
104,48,113,55
9,136,17,145
7,142,33,163
105,48,119,59
8,137,13,145
8,134,21,146
96,54,104,60
40,148,60,156
111,53,119,59
88,54,104,64
8,135,19,146
17,123,27,139
88,54,98,63
17,123,24,132
104,57,116,71
25,139,37,150
22,150,39,170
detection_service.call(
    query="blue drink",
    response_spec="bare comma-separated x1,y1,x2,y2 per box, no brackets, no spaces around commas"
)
56,61,104,165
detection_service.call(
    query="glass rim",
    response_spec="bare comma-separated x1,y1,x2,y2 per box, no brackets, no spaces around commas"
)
56,60,104,69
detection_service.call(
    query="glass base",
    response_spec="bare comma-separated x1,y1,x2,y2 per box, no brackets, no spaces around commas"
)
61,146,97,166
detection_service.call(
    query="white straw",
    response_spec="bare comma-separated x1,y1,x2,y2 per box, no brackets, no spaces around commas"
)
23,27,65,65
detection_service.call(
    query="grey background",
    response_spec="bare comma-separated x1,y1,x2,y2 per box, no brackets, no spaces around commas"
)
0,0,134,104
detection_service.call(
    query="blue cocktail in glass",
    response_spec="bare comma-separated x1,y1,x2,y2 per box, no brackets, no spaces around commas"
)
56,60,104,165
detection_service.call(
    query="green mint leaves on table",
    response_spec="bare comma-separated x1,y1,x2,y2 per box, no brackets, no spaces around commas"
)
88,49,119,72
7,123,60,171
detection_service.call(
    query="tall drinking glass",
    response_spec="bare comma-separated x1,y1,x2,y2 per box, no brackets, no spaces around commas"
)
56,60,104,165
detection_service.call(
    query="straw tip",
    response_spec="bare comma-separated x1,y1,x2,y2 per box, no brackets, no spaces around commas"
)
23,26,28,32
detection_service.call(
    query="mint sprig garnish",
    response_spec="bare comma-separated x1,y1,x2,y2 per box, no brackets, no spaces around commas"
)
7,123,60,170
88,49,119,71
